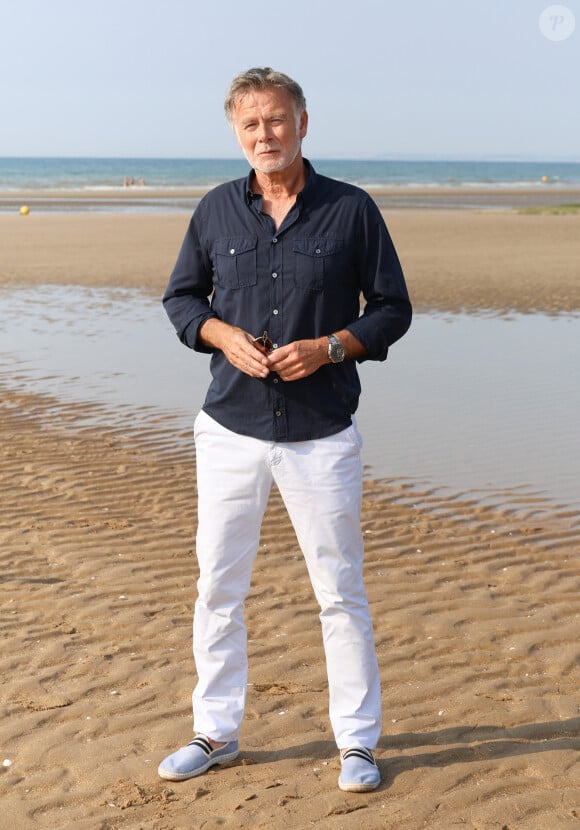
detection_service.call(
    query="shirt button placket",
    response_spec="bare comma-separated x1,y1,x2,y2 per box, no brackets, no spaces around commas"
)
270,235,281,351
270,235,284,433
273,400,286,440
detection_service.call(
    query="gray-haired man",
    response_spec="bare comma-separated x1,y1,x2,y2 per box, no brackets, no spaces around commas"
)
158,67,412,791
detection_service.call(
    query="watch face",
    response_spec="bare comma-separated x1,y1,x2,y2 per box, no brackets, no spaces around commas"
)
329,337,345,362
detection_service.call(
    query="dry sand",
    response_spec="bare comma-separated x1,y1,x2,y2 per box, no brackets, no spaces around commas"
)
2,208,580,313
1,208,580,829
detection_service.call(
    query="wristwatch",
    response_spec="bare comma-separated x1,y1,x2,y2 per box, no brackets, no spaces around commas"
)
327,334,345,363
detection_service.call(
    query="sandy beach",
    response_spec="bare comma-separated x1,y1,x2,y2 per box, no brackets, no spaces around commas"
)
1,206,580,829
3,207,580,313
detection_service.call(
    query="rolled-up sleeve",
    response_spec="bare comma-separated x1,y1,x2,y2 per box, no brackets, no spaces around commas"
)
162,211,217,352
346,196,412,362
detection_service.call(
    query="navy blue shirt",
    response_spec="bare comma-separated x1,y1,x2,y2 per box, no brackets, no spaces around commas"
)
163,160,412,442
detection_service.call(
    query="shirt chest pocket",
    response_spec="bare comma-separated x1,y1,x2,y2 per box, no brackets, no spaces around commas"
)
214,237,258,288
292,238,344,291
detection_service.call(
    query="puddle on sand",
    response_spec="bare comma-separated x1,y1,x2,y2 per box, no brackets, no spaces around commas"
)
1,285,579,508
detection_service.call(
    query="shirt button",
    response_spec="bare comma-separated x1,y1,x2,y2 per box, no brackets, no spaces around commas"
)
230,248,236,255
272,272,278,279
272,237,278,243
273,309,279,315
275,410,282,417
272,343,278,349
315,248,321,254
273,378,279,384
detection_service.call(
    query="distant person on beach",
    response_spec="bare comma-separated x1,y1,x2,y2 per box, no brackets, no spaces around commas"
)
159,67,412,792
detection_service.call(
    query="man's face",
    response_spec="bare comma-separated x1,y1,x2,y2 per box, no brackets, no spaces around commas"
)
232,87,308,174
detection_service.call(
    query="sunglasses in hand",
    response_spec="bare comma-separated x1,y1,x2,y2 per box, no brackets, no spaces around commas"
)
252,330,274,352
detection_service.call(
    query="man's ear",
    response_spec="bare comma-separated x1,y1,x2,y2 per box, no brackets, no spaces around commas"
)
232,123,242,148
299,110,308,139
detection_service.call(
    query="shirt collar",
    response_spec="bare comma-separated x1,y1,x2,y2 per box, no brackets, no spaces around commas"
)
245,158,317,205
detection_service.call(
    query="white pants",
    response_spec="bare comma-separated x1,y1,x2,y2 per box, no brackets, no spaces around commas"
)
191,409,381,749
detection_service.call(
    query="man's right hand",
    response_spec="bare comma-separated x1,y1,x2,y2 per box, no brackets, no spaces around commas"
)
198,319,270,378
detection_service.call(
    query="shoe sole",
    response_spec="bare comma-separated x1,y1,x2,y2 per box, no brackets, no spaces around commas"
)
338,780,380,792
158,749,240,781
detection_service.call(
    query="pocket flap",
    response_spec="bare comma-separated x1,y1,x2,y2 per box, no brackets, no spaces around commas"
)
293,238,343,257
215,237,258,257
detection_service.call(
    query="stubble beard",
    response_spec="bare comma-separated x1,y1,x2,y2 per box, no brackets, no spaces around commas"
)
246,138,302,174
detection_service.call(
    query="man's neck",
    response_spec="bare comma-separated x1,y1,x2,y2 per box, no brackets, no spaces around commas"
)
252,156,306,201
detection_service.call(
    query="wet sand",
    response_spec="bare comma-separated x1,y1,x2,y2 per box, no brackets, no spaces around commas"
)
2,184,580,213
1,208,580,828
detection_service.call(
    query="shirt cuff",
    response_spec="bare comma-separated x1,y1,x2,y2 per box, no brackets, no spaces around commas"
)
182,312,218,353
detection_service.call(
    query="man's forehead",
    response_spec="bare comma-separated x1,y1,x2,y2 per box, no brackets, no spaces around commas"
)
233,87,294,114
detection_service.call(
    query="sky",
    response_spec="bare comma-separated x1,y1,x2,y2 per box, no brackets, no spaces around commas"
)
1,0,578,160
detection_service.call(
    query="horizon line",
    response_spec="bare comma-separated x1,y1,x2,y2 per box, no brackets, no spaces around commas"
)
2,154,580,164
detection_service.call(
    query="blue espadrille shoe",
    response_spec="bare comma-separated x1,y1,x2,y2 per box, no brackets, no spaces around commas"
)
158,735,240,781
338,746,380,792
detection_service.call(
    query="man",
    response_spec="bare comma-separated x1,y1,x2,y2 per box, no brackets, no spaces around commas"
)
158,68,412,792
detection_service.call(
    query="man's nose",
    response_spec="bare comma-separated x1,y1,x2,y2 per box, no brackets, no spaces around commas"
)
257,121,273,141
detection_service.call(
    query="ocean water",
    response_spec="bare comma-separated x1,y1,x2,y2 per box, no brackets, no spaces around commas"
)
1,156,580,192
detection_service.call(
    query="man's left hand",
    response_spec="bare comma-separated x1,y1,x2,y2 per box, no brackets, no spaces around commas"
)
265,338,327,381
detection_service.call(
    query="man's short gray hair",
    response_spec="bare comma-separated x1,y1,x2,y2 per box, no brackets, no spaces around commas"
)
224,67,307,124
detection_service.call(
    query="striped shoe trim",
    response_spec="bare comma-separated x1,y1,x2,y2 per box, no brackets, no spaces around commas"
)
186,736,213,756
341,747,376,766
